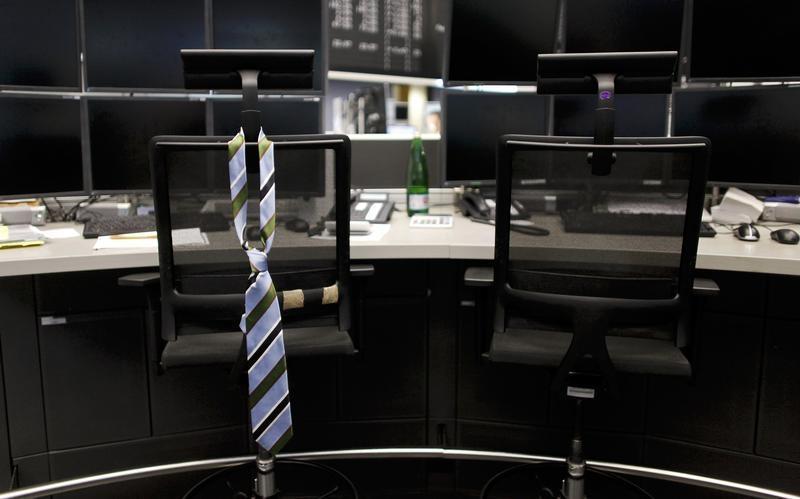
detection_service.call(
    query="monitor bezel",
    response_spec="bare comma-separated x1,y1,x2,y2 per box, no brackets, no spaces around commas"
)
443,0,558,87
0,93,89,200
441,89,551,188
672,85,800,190
684,0,800,83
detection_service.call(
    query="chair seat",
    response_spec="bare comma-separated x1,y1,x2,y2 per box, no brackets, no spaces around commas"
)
488,328,691,377
161,326,356,369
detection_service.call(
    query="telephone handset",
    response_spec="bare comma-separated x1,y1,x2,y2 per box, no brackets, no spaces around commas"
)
458,191,491,219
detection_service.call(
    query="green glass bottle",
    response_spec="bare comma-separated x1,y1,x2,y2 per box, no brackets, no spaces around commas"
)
406,135,429,216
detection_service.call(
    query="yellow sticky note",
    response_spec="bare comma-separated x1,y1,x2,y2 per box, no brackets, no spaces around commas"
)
0,226,8,240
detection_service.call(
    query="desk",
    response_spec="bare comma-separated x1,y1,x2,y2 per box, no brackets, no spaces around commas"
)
1,209,799,276
1,209,800,493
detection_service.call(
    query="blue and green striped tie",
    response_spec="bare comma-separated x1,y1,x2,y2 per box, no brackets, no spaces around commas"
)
228,128,292,455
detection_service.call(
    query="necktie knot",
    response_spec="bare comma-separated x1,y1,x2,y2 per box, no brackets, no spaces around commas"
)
246,248,268,273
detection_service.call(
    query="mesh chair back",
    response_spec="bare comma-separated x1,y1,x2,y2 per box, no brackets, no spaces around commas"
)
150,134,351,342
494,135,710,341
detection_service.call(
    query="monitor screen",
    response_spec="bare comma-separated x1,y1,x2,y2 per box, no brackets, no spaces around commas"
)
565,0,683,53
329,0,448,78
84,0,205,89
673,87,800,187
554,94,667,137
213,99,325,198
0,0,79,87
446,0,558,85
444,91,548,184
0,97,84,197
690,2,800,80
89,100,206,192
213,0,325,93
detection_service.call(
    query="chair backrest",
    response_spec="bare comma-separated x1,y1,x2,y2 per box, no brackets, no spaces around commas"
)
149,134,351,342
493,135,710,346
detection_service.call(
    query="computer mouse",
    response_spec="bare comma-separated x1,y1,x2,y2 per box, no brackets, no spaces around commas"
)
734,223,760,242
285,218,309,233
771,228,800,245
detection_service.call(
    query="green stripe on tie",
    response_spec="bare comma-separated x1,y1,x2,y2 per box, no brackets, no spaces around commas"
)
260,213,276,243
269,426,294,455
228,133,244,160
245,284,277,333
231,185,248,219
249,358,287,409
259,137,271,159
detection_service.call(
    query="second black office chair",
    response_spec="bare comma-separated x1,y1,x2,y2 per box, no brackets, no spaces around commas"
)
467,135,714,498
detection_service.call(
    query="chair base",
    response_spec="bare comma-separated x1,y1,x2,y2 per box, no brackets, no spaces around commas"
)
183,459,358,499
488,329,691,377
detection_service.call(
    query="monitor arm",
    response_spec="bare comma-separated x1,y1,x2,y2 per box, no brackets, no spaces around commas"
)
536,51,678,176
590,72,617,175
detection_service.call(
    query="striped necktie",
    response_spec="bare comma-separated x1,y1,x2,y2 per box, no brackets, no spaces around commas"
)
228,128,293,455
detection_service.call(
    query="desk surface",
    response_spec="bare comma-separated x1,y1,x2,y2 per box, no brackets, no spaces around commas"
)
0,208,799,277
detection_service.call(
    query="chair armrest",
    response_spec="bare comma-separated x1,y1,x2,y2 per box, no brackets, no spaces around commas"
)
118,272,160,288
465,267,493,287
350,264,375,277
692,277,720,297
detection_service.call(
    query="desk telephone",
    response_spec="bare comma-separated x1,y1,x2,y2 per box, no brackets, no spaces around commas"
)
458,191,528,220
350,192,394,223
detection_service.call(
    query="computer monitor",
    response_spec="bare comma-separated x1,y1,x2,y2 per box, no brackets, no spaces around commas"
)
329,0,448,78
564,0,683,53
689,3,800,80
0,96,84,197
443,90,548,186
89,99,206,192
673,86,800,188
213,0,325,93
84,0,205,89
213,99,325,198
446,0,558,85
0,0,79,88
553,94,667,137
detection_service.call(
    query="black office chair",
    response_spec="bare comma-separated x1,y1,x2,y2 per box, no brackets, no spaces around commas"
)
467,135,713,498
121,133,367,370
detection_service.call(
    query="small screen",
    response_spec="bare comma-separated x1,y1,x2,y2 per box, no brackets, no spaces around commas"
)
0,0,79,87
565,0,683,53
89,100,206,191
0,97,84,196
447,0,558,84
554,94,667,137
691,2,800,80
444,91,548,184
214,0,325,92
674,87,800,187
84,0,205,88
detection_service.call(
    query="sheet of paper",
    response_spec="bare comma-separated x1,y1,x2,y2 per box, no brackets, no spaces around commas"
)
172,228,209,246
2,225,45,241
41,228,82,239
93,228,209,250
94,236,158,250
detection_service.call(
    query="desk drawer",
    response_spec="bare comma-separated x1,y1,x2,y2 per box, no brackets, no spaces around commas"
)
38,310,150,450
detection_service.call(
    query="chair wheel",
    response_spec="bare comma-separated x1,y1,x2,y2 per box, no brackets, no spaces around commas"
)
183,459,358,499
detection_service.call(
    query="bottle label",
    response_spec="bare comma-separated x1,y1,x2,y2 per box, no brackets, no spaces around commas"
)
408,194,429,211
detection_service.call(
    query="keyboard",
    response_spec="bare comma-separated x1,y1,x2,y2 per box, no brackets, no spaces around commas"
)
561,211,686,236
83,215,156,238
82,212,230,238
561,211,717,238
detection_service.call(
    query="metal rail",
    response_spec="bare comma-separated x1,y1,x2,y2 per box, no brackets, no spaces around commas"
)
0,448,796,499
